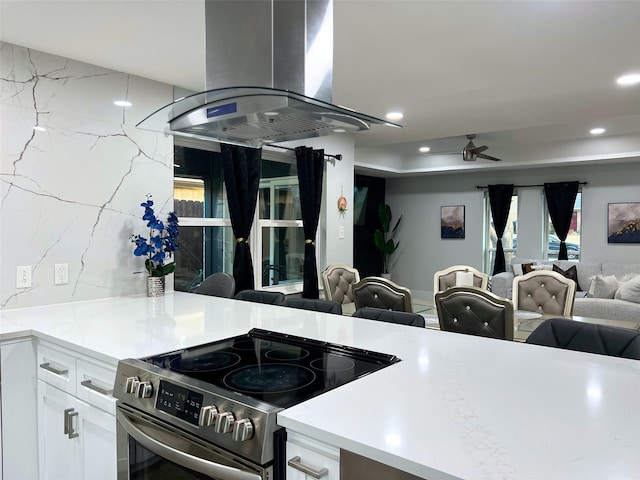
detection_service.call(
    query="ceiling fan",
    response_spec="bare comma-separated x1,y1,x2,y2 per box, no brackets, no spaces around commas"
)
461,134,502,162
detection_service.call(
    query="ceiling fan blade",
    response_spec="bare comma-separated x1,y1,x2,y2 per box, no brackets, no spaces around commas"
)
477,153,502,162
471,145,488,154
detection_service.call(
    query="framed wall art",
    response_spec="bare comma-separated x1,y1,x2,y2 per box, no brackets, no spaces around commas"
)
441,205,465,239
607,202,640,243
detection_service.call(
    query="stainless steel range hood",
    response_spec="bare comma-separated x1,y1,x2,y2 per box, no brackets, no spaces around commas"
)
136,0,400,147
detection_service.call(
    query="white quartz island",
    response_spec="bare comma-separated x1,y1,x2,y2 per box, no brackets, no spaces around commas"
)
1,292,639,480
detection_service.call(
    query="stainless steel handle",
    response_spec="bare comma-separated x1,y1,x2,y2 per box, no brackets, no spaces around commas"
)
116,409,261,480
39,362,69,376
63,408,79,439
81,379,112,396
287,456,329,478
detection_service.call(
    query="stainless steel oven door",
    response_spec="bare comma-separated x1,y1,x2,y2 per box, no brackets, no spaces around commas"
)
116,405,271,480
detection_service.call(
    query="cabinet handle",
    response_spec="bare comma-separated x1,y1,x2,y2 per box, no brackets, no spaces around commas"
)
287,456,329,478
81,379,112,396
39,362,69,376
63,408,79,439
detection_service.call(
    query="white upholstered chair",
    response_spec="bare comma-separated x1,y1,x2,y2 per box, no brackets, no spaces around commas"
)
433,265,489,298
512,270,576,317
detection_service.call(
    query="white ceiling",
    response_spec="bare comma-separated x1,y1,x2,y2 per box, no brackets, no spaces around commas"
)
2,0,639,173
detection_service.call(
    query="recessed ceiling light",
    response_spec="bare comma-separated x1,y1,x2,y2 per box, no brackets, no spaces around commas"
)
419,146,431,153
386,111,403,121
616,73,640,86
333,128,346,133
33,126,46,132
590,127,605,135
114,100,132,107
264,111,279,116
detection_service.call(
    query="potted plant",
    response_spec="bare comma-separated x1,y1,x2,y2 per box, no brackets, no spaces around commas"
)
130,194,179,296
374,202,402,278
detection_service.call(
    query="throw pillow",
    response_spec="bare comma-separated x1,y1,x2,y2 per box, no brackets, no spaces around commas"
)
552,264,582,291
614,274,640,303
587,275,619,299
512,263,534,276
455,271,474,287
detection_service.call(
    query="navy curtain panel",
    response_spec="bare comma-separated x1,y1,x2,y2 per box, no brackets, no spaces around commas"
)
544,181,579,261
221,144,262,294
488,184,514,275
295,146,325,299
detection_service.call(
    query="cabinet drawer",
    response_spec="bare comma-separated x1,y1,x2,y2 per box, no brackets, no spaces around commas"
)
76,359,117,414
287,433,340,480
38,344,77,395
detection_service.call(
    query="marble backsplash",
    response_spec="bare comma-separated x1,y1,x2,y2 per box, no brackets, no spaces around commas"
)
1,42,175,309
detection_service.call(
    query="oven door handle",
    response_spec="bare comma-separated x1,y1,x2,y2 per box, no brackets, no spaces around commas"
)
116,409,262,480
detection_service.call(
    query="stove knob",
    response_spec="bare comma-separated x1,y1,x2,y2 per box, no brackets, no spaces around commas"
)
199,406,218,427
125,376,140,394
136,381,153,398
232,418,254,442
214,412,235,434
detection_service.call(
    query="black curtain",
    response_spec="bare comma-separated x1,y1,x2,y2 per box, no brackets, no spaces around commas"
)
295,146,325,298
544,181,579,260
221,144,262,294
488,184,514,275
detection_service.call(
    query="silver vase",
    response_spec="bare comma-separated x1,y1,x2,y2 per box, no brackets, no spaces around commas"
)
147,276,165,297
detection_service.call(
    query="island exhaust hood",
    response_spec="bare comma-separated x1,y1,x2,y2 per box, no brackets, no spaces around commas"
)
136,0,400,148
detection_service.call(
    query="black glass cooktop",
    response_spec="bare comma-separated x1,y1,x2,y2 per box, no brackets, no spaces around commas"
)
142,329,400,409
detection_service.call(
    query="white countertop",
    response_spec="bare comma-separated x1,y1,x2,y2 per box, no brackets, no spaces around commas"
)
2,293,639,480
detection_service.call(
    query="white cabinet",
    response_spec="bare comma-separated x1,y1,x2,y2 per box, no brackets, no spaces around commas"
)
286,432,340,480
0,339,39,480
36,341,117,480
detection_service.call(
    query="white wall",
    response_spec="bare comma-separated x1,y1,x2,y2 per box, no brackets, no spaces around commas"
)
1,43,174,309
385,161,640,297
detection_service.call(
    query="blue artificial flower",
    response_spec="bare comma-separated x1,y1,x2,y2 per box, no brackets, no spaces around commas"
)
131,194,179,277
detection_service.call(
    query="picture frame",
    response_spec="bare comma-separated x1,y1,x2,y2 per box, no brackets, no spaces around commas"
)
441,205,465,239
607,202,640,244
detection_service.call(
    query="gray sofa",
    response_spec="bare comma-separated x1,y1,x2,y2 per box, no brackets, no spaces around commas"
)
490,258,640,323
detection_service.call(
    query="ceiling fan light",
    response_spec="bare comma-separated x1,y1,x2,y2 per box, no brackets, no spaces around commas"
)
419,146,430,153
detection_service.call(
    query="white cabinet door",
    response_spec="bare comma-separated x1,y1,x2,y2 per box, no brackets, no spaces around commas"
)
37,379,117,480
37,380,82,480
286,433,340,480
76,399,117,480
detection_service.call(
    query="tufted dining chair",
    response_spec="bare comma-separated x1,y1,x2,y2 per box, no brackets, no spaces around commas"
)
234,289,286,305
352,307,425,328
285,297,343,315
321,264,361,305
433,265,489,299
352,276,413,313
512,270,576,317
526,318,640,359
193,272,236,298
435,286,514,340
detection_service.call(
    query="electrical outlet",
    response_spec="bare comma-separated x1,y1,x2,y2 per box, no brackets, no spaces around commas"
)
54,263,69,285
16,266,32,288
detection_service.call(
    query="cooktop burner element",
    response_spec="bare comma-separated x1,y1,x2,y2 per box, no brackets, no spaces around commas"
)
224,363,316,394
169,352,241,373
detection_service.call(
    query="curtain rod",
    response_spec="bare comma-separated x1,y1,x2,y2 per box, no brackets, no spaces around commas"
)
264,145,342,161
476,182,587,189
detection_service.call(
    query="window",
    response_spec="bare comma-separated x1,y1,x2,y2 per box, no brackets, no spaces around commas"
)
545,191,581,260
484,193,518,272
173,144,307,292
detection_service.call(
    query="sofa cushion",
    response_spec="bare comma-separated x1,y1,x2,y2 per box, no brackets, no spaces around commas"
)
587,275,619,299
555,261,602,294
512,263,534,276
552,264,582,291
614,274,640,304
574,297,640,323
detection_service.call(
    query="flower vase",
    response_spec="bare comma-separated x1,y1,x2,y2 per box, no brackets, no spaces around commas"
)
147,276,165,297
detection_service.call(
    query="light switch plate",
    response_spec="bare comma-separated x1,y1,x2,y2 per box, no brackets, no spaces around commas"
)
16,266,32,288
338,226,345,239
54,263,69,285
